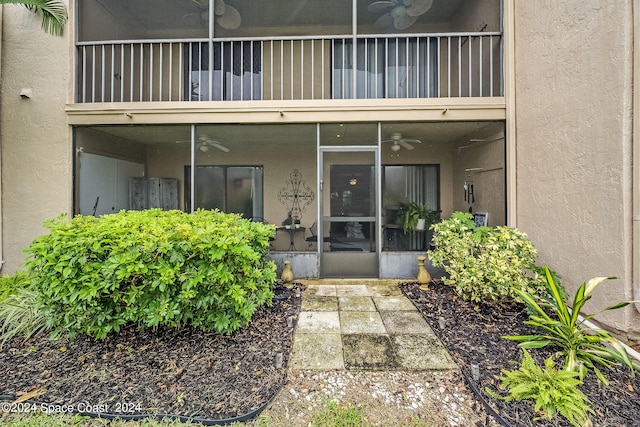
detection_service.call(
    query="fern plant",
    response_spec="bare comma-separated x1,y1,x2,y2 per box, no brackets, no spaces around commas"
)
488,349,593,427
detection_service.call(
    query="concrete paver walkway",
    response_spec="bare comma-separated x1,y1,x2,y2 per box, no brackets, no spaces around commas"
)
290,282,457,371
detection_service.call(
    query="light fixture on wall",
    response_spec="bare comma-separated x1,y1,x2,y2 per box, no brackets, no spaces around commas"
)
19,88,32,99
349,178,358,186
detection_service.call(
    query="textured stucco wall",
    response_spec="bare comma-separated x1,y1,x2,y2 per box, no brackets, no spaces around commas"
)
514,0,639,335
0,3,72,273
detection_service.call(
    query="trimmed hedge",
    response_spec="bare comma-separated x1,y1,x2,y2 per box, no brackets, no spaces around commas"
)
25,209,276,339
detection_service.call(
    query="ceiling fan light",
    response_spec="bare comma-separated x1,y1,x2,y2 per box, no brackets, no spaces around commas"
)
391,143,401,152
199,144,210,152
200,11,209,21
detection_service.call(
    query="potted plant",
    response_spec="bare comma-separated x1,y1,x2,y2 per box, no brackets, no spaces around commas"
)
282,211,293,229
397,203,440,233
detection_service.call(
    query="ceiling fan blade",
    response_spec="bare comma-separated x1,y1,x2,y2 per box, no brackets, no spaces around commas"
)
403,138,422,144
398,140,415,150
211,142,230,152
381,139,395,144
182,12,203,26
374,13,394,29
394,13,418,30
177,0,207,10
368,1,395,13
406,0,433,16
217,4,241,29
213,0,226,15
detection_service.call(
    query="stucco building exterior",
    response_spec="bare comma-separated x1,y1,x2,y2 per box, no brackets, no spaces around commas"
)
0,0,639,337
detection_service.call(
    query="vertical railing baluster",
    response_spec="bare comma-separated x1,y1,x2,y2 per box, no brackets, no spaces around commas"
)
437,37,440,97
311,39,315,100
290,40,294,99
140,43,144,102
490,35,494,96
468,36,472,97
110,44,115,102
130,44,134,102
416,37,420,98
150,43,154,101
447,36,451,97
168,43,173,101
479,36,483,97
91,45,96,102
458,36,462,97
280,41,284,100
159,43,164,101
120,44,125,102
82,46,87,103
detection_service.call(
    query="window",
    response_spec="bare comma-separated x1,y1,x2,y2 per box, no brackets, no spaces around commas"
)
383,165,439,250
188,42,262,101
185,166,264,219
333,38,439,99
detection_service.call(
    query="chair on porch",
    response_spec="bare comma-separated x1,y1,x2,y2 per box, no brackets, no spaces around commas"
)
305,221,330,249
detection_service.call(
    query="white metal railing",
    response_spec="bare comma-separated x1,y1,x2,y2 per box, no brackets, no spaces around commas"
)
76,32,502,103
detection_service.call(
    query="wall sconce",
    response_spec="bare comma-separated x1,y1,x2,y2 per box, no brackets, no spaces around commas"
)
349,178,358,186
19,88,32,99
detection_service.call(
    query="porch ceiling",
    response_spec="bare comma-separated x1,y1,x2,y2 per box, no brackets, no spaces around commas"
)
108,0,468,32
81,121,504,150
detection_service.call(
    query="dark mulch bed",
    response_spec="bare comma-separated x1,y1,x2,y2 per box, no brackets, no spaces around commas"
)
400,280,640,427
0,282,302,422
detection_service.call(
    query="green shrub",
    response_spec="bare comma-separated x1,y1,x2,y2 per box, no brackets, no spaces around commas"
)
0,271,33,303
0,287,49,347
24,209,276,339
505,266,640,384
488,349,593,427
429,212,546,303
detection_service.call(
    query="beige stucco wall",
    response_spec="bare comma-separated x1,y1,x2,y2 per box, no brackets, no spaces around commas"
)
514,0,639,336
0,3,72,273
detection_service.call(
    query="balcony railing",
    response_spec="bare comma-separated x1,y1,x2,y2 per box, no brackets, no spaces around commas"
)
76,32,502,103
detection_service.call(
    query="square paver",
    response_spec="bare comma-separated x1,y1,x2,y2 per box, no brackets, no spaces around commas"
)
305,285,337,297
291,333,344,370
296,311,340,333
339,311,386,334
391,334,457,370
342,334,398,370
373,295,417,311
335,285,371,297
302,295,339,311
338,296,376,312
367,284,403,297
380,311,432,334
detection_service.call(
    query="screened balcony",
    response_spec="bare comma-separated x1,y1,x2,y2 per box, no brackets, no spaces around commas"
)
76,0,503,103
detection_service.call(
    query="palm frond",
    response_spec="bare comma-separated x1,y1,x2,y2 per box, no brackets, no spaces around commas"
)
0,0,68,36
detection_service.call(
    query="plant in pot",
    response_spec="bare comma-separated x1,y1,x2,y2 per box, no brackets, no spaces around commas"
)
282,211,293,229
397,202,440,233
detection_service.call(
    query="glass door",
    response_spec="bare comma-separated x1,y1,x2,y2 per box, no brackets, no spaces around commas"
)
319,148,379,277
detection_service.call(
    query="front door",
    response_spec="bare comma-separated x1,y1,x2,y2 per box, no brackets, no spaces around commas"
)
320,147,379,277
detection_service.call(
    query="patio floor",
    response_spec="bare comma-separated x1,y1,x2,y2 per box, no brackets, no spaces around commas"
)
289,281,457,371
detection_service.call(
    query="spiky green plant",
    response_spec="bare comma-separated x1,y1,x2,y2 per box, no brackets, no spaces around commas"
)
488,349,593,427
0,287,49,347
505,265,640,384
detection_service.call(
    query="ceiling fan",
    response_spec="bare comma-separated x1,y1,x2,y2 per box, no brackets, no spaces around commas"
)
177,136,230,152
368,0,434,30
382,133,422,151
178,0,241,30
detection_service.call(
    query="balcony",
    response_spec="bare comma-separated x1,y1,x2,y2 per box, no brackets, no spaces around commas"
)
76,0,502,103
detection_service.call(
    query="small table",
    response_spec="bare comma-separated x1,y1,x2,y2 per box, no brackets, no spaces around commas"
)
276,226,306,250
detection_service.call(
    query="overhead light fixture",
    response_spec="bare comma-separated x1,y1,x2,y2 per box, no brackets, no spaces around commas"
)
350,178,358,186
199,144,210,152
391,143,401,152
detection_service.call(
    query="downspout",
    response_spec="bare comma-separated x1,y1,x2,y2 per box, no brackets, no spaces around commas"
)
632,0,640,314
